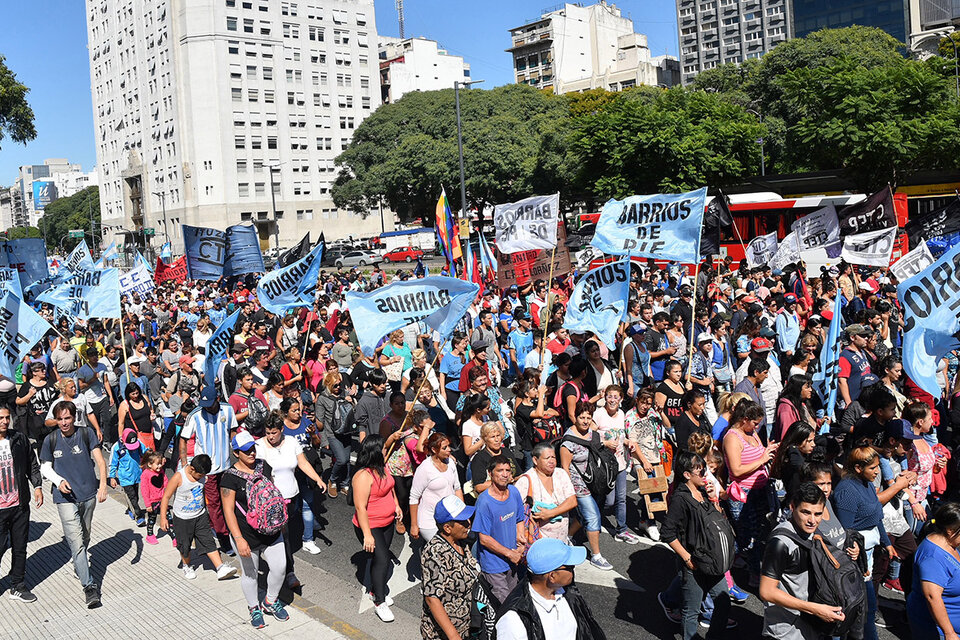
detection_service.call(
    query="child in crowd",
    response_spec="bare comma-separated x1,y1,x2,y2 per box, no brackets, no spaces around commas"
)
140,451,170,546
108,428,146,527
158,454,237,581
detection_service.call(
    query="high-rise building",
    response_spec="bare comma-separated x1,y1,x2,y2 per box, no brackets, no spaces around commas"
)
791,0,909,42
909,0,958,56
12,159,86,228
85,0,393,255
0,188,15,232
378,37,470,104
506,1,680,93
676,0,792,84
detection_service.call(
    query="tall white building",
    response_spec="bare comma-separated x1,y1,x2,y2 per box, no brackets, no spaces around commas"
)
11,159,88,228
85,0,393,255
676,0,791,84
378,36,471,104
506,1,679,93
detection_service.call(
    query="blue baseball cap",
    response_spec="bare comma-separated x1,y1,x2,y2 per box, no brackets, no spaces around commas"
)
434,495,475,525
231,430,256,452
526,538,587,575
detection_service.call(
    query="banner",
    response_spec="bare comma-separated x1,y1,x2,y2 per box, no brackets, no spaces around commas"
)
700,194,733,257
904,198,960,252
493,194,560,254
155,256,187,284
203,309,241,393
838,187,896,236
32,181,55,211
769,231,800,272
0,292,53,380
0,268,22,299
792,204,840,252
344,276,480,356
745,232,778,268
840,226,898,266
812,291,844,425
495,224,571,288
590,187,707,263
37,268,120,320
1,239,49,292
183,224,264,280
562,258,631,346
890,241,934,283
256,242,325,314
120,262,156,297
898,241,960,397
63,242,95,274
278,233,310,268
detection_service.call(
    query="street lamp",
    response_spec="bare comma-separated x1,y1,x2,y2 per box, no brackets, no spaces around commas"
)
454,79,484,233
747,108,765,177
939,30,959,99
154,191,169,246
268,162,283,253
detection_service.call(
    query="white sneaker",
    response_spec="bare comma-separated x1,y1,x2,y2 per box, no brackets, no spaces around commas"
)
589,554,613,571
182,564,196,580
302,540,322,555
216,564,238,580
645,524,661,542
374,602,395,622
365,590,394,606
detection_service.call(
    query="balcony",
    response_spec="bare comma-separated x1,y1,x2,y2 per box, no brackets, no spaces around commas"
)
506,27,553,52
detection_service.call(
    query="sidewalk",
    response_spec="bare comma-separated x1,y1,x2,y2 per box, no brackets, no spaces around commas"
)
0,488,353,640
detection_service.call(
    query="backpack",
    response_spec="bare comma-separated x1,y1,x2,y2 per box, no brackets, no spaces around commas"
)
531,414,563,445
778,528,866,637
228,460,288,535
244,393,269,432
332,398,358,436
560,433,617,499
687,496,736,577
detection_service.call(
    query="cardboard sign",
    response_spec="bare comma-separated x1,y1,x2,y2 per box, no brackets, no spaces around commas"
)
495,224,571,288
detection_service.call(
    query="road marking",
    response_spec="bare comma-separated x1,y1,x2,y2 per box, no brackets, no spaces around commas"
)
357,534,421,613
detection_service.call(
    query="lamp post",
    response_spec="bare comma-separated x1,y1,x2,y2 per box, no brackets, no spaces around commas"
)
154,191,169,245
268,163,282,253
747,108,765,177
454,79,484,231
941,30,959,99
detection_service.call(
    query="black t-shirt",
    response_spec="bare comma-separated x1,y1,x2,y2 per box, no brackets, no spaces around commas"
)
673,412,708,452
470,447,519,491
18,380,57,419
514,402,535,450
851,415,889,448
220,461,283,550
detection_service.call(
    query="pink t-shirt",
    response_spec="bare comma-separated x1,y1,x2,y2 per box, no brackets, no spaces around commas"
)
409,457,460,530
0,439,18,509
593,407,628,471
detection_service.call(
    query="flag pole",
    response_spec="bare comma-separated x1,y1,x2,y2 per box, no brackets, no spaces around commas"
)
119,315,132,387
685,259,701,386
538,244,559,367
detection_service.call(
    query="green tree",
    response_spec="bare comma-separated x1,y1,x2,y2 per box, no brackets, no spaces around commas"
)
6,226,40,240
36,186,100,252
333,84,567,224
0,55,36,149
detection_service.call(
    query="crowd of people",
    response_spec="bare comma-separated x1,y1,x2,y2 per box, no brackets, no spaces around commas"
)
0,254,959,640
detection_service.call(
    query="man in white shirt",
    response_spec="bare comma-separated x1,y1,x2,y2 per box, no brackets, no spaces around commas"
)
495,538,606,640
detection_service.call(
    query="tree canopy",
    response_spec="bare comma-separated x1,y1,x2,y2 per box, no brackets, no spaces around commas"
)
0,55,36,149
37,186,100,252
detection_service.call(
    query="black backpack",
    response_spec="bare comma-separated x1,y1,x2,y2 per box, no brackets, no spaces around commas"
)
245,393,269,432
686,497,736,577
332,399,358,436
778,528,865,638
560,432,617,499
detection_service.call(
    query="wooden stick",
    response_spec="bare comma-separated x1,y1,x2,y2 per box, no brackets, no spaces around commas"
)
684,260,701,383
537,244,558,368
384,339,448,459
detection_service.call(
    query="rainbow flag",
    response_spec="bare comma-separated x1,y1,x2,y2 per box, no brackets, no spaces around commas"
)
434,188,462,265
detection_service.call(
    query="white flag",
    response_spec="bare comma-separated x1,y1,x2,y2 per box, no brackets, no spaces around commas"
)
493,194,560,254
841,226,898,267
745,232,778,268
890,240,934,282
770,231,800,272
793,204,841,253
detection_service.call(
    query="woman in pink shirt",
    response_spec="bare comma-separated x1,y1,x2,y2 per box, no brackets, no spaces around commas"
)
409,432,462,543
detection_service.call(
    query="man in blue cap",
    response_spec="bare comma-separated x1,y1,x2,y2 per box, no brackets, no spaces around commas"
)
495,537,606,640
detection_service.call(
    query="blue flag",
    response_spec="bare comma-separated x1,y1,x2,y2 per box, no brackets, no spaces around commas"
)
224,224,265,276
183,224,265,281
563,258,631,346
3,239,50,294
813,292,844,428
160,242,172,260
590,187,707,263
257,242,324,315
0,268,23,299
203,309,241,395
0,291,53,380
345,276,480,356
37,267,120,320
135,251,154,273
102,242,119,262
898,242,960,398
63,241,95,273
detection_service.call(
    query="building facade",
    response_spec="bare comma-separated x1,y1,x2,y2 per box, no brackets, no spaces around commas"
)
8,159,91,229
791,0,910,42
676,0,791,84
507,1,679,93
85,0,393,255
378,36,470,103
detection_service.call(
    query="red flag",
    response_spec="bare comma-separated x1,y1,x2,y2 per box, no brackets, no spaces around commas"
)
155,256,187,284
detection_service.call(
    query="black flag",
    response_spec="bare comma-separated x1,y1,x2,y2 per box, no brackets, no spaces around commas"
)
838,186,896,236
903,197,960,247
278,232,310,267
700,192,734,257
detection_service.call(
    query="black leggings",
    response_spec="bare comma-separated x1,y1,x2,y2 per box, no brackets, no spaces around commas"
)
122,484,144,519
354,524,394,605
392,475,413,529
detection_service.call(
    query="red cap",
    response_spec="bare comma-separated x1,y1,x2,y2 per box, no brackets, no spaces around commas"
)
750,337,774,353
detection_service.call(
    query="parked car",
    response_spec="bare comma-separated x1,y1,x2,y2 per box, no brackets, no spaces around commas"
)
335,250,380,268
382,246,424,263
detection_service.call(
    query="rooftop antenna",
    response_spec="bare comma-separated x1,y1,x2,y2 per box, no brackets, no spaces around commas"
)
396,0,405,38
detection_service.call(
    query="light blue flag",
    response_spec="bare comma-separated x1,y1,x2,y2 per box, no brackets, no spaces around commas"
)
0,268,23,299
160,242,172,260
3,239,50,294
563,258,631,347
102,242,119,262
63,241,95,273
37,267,120,320
224,224,265,276
590,187,707,263
898,242,960,398
345,276,480,356
135,251,154,273
813,292,844,429
0,291,53,380
203,309,241,394
257,242,325,315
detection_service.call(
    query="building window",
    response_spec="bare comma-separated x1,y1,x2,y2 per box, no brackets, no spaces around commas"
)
235,135,245,148
227,17,238,31
241,211,252,221
238,183,250,197
268,136,278,149
264,90,275,103
263,67,273,80
237,160,248,173
243,19,254,33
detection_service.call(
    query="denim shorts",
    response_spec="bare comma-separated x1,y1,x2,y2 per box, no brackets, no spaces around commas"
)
576,494,602,532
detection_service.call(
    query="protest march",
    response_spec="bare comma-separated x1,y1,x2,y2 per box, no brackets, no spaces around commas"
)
0,184,959,640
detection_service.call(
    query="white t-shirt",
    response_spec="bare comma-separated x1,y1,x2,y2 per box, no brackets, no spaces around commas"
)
409,457,460,530
46,395,94,430
255,437,303,499
462,418,482,450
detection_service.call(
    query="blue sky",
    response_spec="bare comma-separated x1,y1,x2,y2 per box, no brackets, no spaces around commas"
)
0,0,678,184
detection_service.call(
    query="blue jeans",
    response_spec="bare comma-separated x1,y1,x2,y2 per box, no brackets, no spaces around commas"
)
726,483,773,575
57,498,97,588
328,434,352,488
301,487,315,542
604,468,628,534
680,567,729,640
864,578,879,640
576,494,602,532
